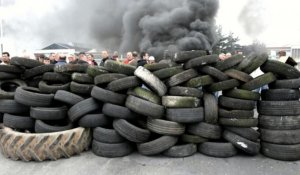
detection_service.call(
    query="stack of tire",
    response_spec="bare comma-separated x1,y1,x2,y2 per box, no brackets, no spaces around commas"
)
258,60,300,161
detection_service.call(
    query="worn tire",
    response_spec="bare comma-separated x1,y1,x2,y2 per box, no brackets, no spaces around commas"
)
185,75,214,88
23,64,55,79
261,89,300,101
78,114,110,128
219,96,256,110
219,118,258,127
215,54,244,71
184,55,219,69
39,81,70,94
223,89,260,101
144,63,169,71
30,106,67,120
92,140,133,158
261,60,300,79
169,86,203,98
241,53,268,74
198,142,237,158
163,144,197,158
102,103,138,120
187,122,222,139
127,87,161,105
93,127,125,143
261,142,300,161
71,73,94,84
260,129,300,145
258,101,300,116
180,134,208,144
240,72,276,91
91,86,126,105
226,127,260,142
14,87,54,107
207,79,240,92
34,120,73,133
166,107,204,123
270,78,300,89
224,69,253,82
204,93,218,124
259,115,300,130
54,90,84,106
68,98,102,122
0,79,27,99
86,66,108,77
162,96,201,108
10,57,43,68
70,81,93,95
219,108,254,119
42,72,71,83
174,50,207,63
147,118,185,136
153,66,184,80
199,66,228,81
104,60,135,75
54,64,88,73
0,126,91,161
107,76,141,92
94,73,127,85
137,136,178,156
166,69,198,87
0,99,29,114
3,114,34,130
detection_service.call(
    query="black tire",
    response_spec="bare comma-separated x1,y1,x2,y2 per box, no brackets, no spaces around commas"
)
259,115,300,130
23,64,55,79
223,89,260,101
94,73,127,85
226,127,260,142
0,99,29,114
34,120,73,133
104,60,136,75
135,66,167,96
107,76,141,92
168,86,203,98
10,57,43,68
185,75,214,88
91,86,127,105
207,79,240,92
125,95,164,119
86,66,108,77
241,53,268,74
240,72,276,91
180,134,208,144
54,64,88,73
198,142,237,158
224,69,253,82
78,114,110,128
260,129,300,145
14,87,54,107
144,63,169,71
203,93,218,124
261,89,300,101
147,118,185,136
219,118,258,127
0,79,27,99
3,113,34,130
30,106,67,120
219,108,254,119
113,119,151,143
71,73,94,84
127,87,161,105
162,96,201,108
236,53,258,71
102,103,138,120
25,76,42,88
223,130,260,155
137,136,178,156
174,50,207,63
270,78,300,89
39,81,70,94
42,72,71,83
153,66,184,80
258,101,300,116
54,90,84,106
199,66,228,81
219,96,256,110
187,122,222,139
261,60,300,79
70,81,93,95
184,55,219,69
68,98,102,122
215,54,244,71
166,107,204,123
261,142,300,161
0,72,19,80
0,65,24,74
0,126,90,161
166,69,198,87
93,127,125,143
92,140,133,158
163,144,197,157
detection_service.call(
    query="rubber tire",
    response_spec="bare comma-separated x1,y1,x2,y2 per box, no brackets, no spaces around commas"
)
3,113,34,130
0,65,24,74
215,54,244,71
34,120,73,133
184,55,219,69
168,86,203,98
258,101,300,116
223,89,260,101
0,126,91,161
39,81,70,94
260,129,300,145
261,89,300,101
94,73,127,85
219,96,256,110
127,87,161,105
259,115,300,130
113,119,151,143
185,75,214,88
93,127,125,143
223,130,260,155
54,64,88,73
240,72,276,91
180,134,208,144
54,90,84,106
102,103,138,120
91,86,127,105
207,79,240,92
42,72,71,83
163,144,197,158
0,72,19,80
71,73,94,84
153,66,184,80
70,81,93,95
174,50,207,63
92,140,133,158
86,66,108,77
270,78,300,89
219,118,258,127
261,142,300,161
68,98,102,122
78,114,110,128
198,142,237,158
23,64,55,79
204,93,218,124
104,60,136,75
225,127,260,142
14,87,54,107
30,106,67,120
137,136,178,156
166,69,198,87
166,107,204,123
0,79,27,99
147,118,185,136
224,69,253,82
241,53,268,74
10,57,43,68
261,60,300,79
0,99,29,114
125,95,164,119
218,108,254,119
162,96,201,108
144,63,169,71
107,76,141,92
199,66,228,81
187,122,222,139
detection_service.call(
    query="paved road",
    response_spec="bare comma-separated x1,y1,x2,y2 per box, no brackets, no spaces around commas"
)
1,151,299,175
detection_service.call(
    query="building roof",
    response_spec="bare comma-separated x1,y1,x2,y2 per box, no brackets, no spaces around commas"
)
42,43,91,53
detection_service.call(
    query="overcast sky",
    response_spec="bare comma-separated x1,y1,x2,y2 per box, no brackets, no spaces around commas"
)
1,0,300,55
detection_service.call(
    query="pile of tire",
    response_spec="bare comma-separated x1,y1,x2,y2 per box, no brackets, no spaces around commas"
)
258,60,300,161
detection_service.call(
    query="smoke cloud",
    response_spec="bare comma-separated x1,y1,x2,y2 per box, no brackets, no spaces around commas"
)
2,0,219,57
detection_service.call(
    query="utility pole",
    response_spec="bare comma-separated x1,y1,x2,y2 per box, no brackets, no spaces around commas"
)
0,0,3,55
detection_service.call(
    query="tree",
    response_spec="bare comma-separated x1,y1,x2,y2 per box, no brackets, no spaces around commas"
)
213,26,241,55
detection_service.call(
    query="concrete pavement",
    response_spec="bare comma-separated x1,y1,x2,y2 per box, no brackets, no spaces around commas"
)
1,151,299,175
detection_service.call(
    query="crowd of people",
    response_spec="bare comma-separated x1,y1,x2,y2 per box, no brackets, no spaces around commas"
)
0,50,156,68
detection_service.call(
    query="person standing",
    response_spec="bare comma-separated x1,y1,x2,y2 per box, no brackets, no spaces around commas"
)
49,53,57,64
100,50,111,66
1,52,10,65
123,52,133,65
137,52,149,67
87,53,98,66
